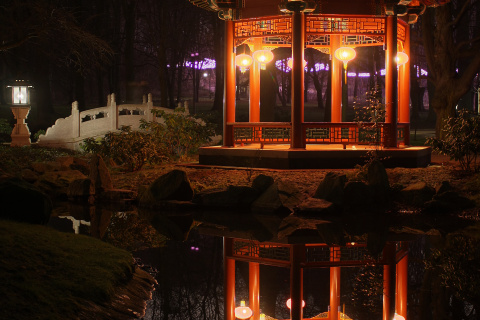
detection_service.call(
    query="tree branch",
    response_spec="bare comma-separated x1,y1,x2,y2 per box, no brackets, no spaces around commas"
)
447,0,474,28
455,35,480,55
422,9,437,82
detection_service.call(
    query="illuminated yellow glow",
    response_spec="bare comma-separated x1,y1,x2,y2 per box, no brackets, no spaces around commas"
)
395,52,409,66
253,49,274,70
334,47,356,64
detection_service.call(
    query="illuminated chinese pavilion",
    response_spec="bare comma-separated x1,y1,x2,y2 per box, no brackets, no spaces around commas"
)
187,2,450,318
189,0,451,169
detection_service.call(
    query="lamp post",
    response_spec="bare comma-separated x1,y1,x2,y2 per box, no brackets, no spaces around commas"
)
6,80,32,146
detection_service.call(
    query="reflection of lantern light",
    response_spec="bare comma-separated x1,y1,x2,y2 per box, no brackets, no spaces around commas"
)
235,301,253,319
334,47,356,82
286,298,305,309
395,52,409,66
394,313,405,320
253,50,274,70
287,58,307,70
236,54,253,73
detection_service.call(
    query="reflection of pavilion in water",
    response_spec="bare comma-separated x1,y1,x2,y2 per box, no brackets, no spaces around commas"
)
196,210,415,320
223,238,407,320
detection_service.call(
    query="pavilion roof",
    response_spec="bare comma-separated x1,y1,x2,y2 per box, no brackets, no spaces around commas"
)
188,0,451,20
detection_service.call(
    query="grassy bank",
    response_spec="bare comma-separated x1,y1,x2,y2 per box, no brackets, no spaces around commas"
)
0,220,134,320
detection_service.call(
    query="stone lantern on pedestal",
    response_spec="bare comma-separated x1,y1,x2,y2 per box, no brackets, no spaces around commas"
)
7,80,33,146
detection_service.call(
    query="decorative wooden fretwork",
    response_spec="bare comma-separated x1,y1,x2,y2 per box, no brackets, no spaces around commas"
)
306,15,386,36
235,16,292,39
233,240,291,263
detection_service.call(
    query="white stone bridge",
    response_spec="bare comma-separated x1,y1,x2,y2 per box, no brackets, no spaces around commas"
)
37,93,188,151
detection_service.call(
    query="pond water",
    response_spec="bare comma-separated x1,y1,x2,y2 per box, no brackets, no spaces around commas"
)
47,202,479,320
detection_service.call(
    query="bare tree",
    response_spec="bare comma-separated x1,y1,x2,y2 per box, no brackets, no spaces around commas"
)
422,0,480,137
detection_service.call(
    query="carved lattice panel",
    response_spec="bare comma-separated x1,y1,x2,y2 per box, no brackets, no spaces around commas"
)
306,34,330,47
343,35,384,46
305,246,379,263
235,17,292,39
264,36,291,46
397,22,406,43
233,240,290,262
306,16,385,35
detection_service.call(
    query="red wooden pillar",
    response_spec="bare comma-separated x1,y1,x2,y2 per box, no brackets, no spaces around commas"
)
224,20,236,147
291,9,305,149
329,247,340,320
250,38,261,123
399,25,410,124
399,24,410,146
396,247,408,319
385,15,398,148
249,262,260,320
290,244,304,320
383,243,396,320
331,35,343,123
224,237,235,320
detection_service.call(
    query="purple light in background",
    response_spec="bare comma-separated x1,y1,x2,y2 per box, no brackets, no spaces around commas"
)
275,60,329,72
184,58,216,70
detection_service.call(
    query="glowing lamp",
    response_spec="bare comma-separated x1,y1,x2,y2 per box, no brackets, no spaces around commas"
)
8,80,32,105
235,301,253,319
334,47,356,82
395,52,409,66
394,313,405,320
286,298,305,309
334,47,356,68
287,58,307,70
236,54,253,73
253,50,274,70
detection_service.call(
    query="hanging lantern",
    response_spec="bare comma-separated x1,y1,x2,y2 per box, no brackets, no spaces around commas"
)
286,298,306,309
236,53,253,73
287,58,307,70
395,52,409,66
235,301,253,319
334,47,356,82
252,49,274,70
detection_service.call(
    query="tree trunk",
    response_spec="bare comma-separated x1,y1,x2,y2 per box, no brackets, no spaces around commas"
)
212,17,224,113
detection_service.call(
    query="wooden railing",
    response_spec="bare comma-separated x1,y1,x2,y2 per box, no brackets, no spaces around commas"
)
227,122,410,148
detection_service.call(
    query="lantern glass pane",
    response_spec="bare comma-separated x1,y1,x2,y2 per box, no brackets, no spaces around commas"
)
13,86,28,104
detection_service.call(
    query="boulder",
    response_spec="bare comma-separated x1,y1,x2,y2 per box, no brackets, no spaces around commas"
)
21,168,38,183
0,177,52,224
424,190,475,214
295,198,336,217
367,160,390,190
251,180,302,216
313,172,347,205
35,169,88,199
343,181,374,207
399,181,436,207
140,170,194,206
88,154,113,195
67,178,95,200
251,174,275,193
194,185,259,208
366,160,390,202
435,181,453,195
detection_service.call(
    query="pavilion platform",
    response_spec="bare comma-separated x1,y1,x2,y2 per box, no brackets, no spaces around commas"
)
198,144,431,169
